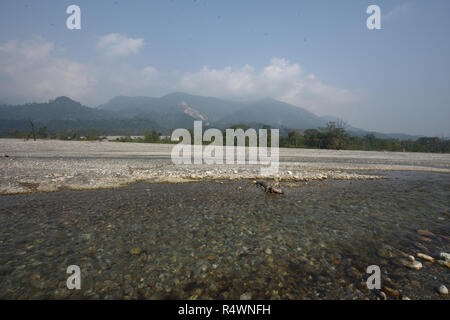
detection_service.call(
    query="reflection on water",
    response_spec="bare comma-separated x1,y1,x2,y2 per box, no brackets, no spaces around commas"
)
0,171,448,299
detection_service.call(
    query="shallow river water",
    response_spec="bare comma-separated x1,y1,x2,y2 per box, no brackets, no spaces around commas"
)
0,171,448,299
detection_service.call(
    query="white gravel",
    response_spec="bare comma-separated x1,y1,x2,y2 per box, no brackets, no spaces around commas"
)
0,139,449,194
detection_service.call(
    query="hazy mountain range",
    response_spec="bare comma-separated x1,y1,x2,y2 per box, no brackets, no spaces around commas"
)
0,92,424,139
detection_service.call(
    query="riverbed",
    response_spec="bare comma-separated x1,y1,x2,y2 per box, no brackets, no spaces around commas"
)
0,171,448,299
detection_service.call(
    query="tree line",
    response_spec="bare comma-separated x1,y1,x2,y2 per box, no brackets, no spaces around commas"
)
2,121,449,153
281,122,450,153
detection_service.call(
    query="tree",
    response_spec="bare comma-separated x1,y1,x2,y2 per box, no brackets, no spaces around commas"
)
320,121,349,149
364,134,377,150
37,126,48,138
151,129,159,143
287,129,304,147
262,125,272,147
29,119,36,141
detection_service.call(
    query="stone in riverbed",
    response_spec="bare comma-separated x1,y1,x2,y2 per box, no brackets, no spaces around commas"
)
384,287,400,298
378,291,387,300
400,257,422,270
437,260,450,268
240,292,252,300
417,253,434,262
417,229,434,237
139,254,147,262
440,252,450,262
437,285,448,295
80,234,92,241
130,248,141,255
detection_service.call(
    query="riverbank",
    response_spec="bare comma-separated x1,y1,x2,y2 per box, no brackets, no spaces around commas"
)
1,139,449,194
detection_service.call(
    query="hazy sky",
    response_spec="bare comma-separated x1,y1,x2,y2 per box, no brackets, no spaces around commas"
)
0,0,449,136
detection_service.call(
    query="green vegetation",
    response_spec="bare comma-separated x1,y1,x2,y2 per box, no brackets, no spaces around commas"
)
279,122,450,153
1,121,448,153
226,122,449,153
2,127,106,141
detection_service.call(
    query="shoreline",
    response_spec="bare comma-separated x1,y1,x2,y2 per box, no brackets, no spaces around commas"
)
1,139,449,195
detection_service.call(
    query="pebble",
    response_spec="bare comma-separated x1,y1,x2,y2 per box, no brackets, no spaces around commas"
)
418,236,432,242
265,248,272,255
440,252,450,262
240,292,252,300
80,234,92,241
417,230,434,237
437,260,450,268
437,285,448,295
401,258,422,270
384,287,400,298
139,254,147,262
130,248,141,255
417,253,434,262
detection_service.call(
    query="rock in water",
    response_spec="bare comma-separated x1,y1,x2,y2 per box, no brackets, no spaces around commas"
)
254,180,269,189
437,285,448,295
440,252,450,262
400,257,422,270
384,287,400,298
130,248,141,255
417,229,435,237
253,179,284,194
417,253,434,262
240,292,252,300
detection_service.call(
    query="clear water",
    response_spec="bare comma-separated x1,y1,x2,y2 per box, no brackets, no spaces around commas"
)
0,171,448,299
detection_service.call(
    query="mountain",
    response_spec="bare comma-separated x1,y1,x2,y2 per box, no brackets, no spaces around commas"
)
0,95,201,135
0,93,425,139
347,127,423,140
216,98,327,129
98,92,244,123
99,93,329,129
0,96,136,135
0,96,113,122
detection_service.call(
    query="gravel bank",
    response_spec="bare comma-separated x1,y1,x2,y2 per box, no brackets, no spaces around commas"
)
1,139,449,194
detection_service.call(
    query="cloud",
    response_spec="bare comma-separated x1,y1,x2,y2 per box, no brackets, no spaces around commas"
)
0,36,360,116
178,58,359,114
0,37,96,104
96,33,144,58
0,37,53,63
384,3,412,21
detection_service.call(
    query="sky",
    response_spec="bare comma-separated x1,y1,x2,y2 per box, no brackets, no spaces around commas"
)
0,0,449,136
